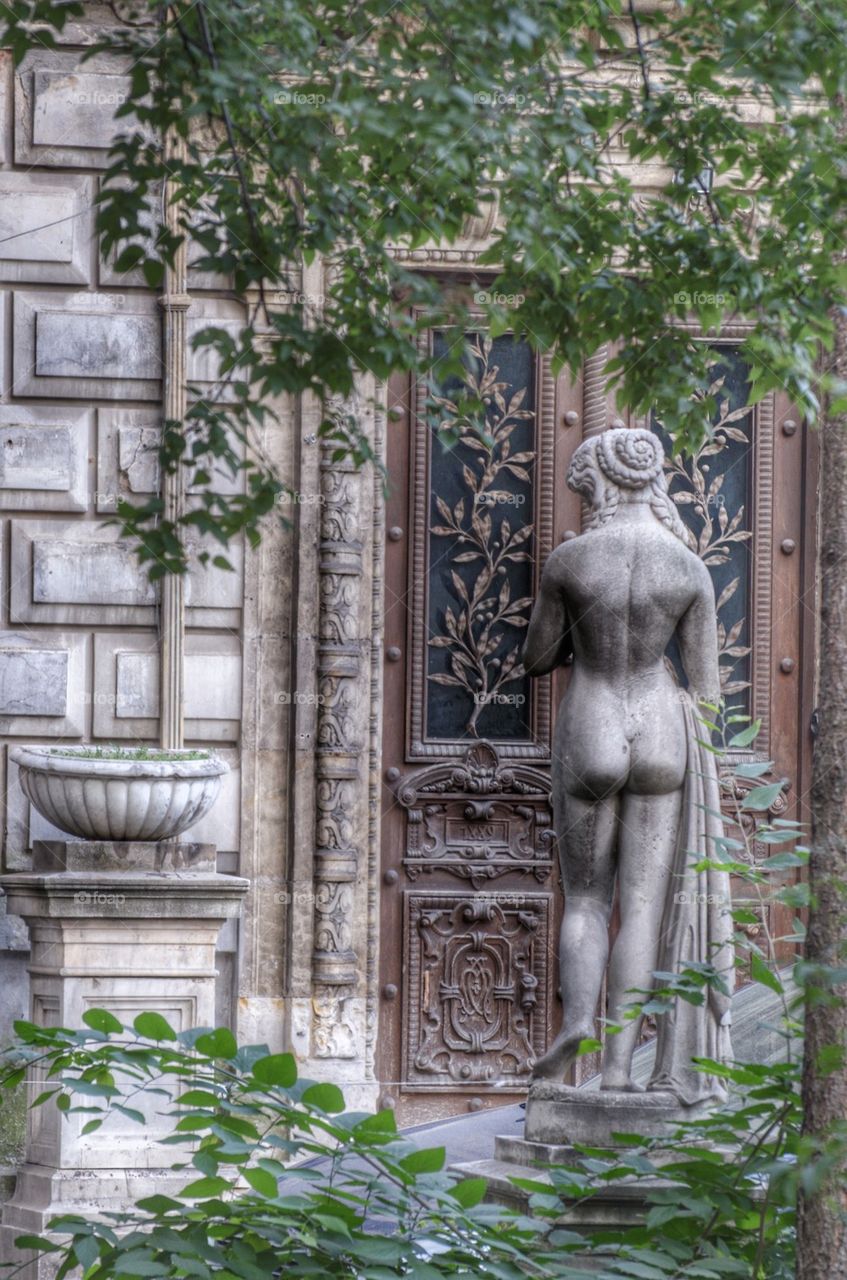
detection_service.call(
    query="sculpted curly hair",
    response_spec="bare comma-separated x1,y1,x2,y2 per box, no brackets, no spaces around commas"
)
567,427,692,547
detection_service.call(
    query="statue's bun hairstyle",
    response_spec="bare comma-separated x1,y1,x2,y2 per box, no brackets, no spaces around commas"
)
596,428,664,489
567,427,692,547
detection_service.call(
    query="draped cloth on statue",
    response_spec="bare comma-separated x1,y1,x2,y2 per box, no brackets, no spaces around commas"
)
648,692,735,1105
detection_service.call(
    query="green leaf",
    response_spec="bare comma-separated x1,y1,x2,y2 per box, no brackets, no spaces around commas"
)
740,783,784,811
194,1027,238,1059
135,1194,185,1213
399,1146,445,1174
74,1236,99,1270
179,1175,232,1199
10,1235,61,1253
133,1012,176,1041
355,1109,397,1137
178,1090,222,1108
301,1082,345,1113
750,953,783,994
243,1166,278,1197
251,1053,297,1088
728,721,762,748
450,1176,487,1207
82,1008,123,1035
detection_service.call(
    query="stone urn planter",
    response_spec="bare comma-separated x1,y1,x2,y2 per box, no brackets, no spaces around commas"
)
10,745,228,842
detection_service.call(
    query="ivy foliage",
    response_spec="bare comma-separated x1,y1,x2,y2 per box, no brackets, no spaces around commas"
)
1,1,847,567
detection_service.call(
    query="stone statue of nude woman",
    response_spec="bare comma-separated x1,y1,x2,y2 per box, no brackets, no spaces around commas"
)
523,426,734,1104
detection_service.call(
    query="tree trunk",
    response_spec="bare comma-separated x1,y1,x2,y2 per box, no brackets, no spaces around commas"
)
797,298,847,1277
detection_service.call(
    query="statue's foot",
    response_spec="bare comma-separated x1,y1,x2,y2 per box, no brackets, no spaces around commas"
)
530,1026,593,1083
599,1073,644,1093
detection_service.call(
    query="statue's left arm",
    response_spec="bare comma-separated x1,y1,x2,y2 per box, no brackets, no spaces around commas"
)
523,554,573,676
677,559,721,705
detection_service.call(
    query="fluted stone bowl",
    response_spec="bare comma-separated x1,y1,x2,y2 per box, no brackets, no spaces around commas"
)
11,746,228,842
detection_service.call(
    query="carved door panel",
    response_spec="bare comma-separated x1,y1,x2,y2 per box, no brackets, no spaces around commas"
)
380,328,582,1123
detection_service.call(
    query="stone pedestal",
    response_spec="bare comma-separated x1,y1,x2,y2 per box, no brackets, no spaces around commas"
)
523,1080,715,1146
452,1083,718,1260
0,841,248,1277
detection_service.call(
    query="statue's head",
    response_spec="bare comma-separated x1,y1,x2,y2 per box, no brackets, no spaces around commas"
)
567,427,691,545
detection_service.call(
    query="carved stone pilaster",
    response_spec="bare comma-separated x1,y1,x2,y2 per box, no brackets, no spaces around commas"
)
311,444,364,1053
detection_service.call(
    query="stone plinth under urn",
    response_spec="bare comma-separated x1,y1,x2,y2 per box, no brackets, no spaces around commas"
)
0,839,248,1278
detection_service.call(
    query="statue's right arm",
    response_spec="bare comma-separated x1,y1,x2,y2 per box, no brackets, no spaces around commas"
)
522,556,572,677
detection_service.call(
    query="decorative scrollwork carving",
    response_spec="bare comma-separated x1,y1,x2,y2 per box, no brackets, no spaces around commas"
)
392,742,555,889
404,892,550,1088
311,432,364,1052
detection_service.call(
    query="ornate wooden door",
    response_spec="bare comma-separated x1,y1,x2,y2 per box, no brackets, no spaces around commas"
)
379,322,817,1123
380,327,582,1123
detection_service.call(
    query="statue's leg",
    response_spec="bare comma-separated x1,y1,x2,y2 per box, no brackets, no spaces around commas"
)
531,792,618,1082
600,788,682,1091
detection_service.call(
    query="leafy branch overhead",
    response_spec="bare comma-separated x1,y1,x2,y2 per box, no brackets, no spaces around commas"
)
3,0,847,562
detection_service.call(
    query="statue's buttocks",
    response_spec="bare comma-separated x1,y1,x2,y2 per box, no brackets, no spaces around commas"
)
523,427,733,1101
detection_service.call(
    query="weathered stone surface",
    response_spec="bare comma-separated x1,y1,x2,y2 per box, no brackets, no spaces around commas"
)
32,839,217,873
0,405,91,512
0,631,87,737
91,632,241,742
0,174,94,283
12,292,162,400
32,70,133,149
0,649,67,716
35,310,159,381
118,650,241,721
187,313,245,400
15,53,144,168
10,521,243,627
96,408,242,515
